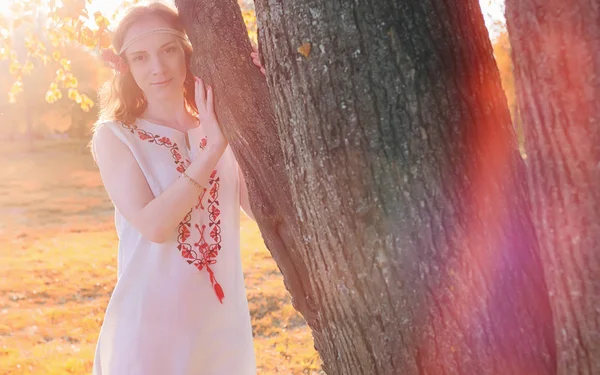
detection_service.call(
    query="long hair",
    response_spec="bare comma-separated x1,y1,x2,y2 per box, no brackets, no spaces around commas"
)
95,2,197,127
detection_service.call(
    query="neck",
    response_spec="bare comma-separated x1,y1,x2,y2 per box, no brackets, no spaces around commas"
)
142,94,196,131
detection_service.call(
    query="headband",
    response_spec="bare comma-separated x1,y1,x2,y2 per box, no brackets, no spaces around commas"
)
118,27,191,55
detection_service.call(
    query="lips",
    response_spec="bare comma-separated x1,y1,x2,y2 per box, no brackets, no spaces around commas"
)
151,78,173,86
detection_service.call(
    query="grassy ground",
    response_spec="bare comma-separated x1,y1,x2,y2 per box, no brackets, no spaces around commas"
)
0,139,322,374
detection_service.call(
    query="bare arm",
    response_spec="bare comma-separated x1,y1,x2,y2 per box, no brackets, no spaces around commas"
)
93,125,225,243
94,76,227,243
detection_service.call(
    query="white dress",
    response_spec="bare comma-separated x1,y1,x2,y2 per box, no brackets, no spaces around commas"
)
91,118,256,375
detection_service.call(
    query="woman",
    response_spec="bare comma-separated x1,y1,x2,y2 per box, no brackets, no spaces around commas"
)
91,2,261,374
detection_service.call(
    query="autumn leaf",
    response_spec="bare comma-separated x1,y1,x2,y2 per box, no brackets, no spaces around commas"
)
60,58,71,70
0,47,9,60
55,69,66,82
9,61,21,76
94,11,108,29
99,30,112,49
9,81,23,103
81,94,94,109
64,74,78,88
22,60,34,75
45,90,56,103
68,88,80,102
36,41,47,53
25,35,36,52
1,0,122,111
78,27,94,47
45,83,62,104
298,42,311,58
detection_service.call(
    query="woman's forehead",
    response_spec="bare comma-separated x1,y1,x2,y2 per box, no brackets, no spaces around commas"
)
123,17,180,53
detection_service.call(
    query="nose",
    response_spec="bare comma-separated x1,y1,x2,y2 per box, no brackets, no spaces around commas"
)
150,55,167,76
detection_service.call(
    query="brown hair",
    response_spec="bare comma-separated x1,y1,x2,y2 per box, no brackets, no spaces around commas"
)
96,2,197,127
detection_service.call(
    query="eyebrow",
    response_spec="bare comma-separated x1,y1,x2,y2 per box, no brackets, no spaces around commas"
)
128,40,178,56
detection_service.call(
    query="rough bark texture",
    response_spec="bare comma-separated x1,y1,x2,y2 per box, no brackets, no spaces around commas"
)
176,0,558,373
506,1,600,374
254,0,556,373
174,0,320,328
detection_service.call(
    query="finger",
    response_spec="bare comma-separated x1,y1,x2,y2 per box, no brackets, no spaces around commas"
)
206,85,214,114
260,67,266,76
196,77,206,106
194,76,202,106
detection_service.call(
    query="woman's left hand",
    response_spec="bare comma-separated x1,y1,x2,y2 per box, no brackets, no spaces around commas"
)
251,46,265,76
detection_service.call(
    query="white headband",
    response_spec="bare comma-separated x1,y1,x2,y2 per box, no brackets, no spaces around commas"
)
119,27,191,55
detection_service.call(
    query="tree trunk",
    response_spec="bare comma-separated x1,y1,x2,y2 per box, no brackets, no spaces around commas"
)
174,0,321,329
177,0,557,373
25,98,34,151
505,1,600,374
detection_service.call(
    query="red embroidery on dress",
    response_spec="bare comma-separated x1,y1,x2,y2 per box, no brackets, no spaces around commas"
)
120,122,224,303
199,136,208,150
195,188,207,210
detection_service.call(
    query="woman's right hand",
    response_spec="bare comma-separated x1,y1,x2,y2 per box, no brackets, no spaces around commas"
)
195,76,228,152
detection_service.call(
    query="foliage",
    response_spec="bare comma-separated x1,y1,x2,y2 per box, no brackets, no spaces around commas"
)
0,0,111,112
238,0,258,45
491,30,527,156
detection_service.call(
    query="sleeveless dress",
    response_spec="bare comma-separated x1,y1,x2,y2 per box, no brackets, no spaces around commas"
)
90,118,256,375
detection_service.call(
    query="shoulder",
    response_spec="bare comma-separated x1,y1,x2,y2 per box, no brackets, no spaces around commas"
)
93,119,138,137
90,120,135,162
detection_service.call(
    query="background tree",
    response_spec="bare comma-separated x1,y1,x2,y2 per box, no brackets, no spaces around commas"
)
176,0,556,374
506,0,600,373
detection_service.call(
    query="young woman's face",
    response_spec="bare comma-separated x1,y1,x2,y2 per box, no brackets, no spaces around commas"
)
122,17,188,102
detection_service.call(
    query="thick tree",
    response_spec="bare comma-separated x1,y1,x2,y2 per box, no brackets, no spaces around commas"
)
176,0,557,373
506,1,600,374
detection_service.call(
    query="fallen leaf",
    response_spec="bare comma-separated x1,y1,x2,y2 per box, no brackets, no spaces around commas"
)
297,42,311,58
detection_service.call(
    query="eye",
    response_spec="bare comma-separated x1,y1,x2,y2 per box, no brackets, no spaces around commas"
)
132,55,145,62
165,46,176,53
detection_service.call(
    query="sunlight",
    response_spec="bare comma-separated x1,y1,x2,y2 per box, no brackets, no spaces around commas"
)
87,0,172,19
480,0,506,40
86,0,505,38
87,0,125,17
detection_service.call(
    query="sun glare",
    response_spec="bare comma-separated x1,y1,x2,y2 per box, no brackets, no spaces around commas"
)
86,0,505,37
87,0,129,17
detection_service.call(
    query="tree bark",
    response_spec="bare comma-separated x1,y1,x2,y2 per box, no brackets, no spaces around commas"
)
174,0,321,329
505,1,600,374
177,0,557,373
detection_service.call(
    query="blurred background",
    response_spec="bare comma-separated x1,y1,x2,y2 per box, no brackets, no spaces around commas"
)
0,0,512,374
